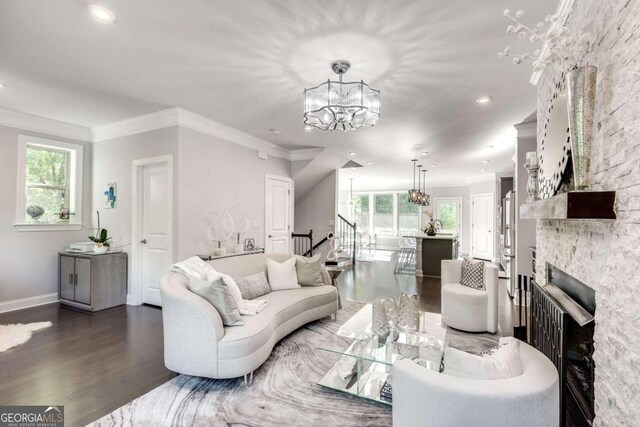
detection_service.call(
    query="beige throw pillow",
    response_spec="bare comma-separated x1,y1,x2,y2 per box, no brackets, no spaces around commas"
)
295,254,324,286
188,277,244,326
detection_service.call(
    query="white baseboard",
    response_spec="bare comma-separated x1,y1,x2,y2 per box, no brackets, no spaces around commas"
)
126,294,141,306
0,293,59,314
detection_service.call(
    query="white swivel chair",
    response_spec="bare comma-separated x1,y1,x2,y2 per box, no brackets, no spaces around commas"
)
392,340,559,427
441,259,499,333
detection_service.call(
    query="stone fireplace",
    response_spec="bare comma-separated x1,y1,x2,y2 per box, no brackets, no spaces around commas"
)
535,1,640,425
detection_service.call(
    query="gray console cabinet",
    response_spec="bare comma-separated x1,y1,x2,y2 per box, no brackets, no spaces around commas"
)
59,252,127,311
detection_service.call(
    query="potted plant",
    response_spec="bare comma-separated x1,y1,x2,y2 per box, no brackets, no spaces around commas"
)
424,219,442,236
89,228,111,254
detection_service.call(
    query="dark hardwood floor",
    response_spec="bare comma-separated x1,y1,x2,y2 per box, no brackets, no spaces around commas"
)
0,254,516,426
0,303,175,427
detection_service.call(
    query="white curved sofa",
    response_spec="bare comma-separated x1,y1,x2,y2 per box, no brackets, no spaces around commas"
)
160,253,338,382
393,340,559,427
441,259,499,333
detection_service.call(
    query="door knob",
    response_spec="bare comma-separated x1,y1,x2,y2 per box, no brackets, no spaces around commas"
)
140,239,147,244
268,235,273,238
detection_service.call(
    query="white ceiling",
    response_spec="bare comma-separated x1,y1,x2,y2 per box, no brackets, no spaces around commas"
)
0,0,556,186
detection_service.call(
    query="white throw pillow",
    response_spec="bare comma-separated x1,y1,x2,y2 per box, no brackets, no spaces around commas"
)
266,257,300,291
442,337,522,380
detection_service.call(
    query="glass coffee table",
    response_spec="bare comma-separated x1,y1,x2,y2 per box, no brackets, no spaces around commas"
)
317,304,446,405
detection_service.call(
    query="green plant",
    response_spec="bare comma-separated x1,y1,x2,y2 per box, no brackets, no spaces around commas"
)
88,228,111,247
424,219,442,235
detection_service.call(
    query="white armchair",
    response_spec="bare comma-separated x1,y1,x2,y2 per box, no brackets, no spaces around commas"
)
441,259,499,333
392,341,559,427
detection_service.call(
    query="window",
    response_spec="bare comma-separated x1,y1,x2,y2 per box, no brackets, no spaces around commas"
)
434,197,462,235
16,135,83,231
373,194,394,236
397,193,420,236
351,194,369,231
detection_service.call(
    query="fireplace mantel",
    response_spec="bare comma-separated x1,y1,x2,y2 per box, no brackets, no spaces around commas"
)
520,191,616,220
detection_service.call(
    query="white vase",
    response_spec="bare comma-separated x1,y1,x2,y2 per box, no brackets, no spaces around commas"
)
93,244,108,254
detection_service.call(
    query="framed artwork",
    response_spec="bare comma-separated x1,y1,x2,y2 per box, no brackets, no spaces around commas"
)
105,182,117,208
244,238,255,251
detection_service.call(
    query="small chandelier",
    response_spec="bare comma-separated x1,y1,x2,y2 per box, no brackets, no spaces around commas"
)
408,159,420,203
303,60,380,131
420,169,430,206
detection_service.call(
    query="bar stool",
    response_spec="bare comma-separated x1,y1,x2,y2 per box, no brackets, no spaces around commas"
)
395,237,416,274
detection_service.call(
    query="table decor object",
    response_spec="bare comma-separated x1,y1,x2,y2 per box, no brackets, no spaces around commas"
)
566,66,597,191
525,151,541,203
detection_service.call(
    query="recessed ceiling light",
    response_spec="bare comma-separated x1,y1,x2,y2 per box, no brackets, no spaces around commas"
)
476,95,492,104
430,164,436,167
88,5,116,23
482,159,490,164
269,128,281,135
0,82,5,89
481,168,488,172
484,145,494,149
304,124,313,131
420,151,429,156
349,151,357,156
414,144,422,148
367,161,374,165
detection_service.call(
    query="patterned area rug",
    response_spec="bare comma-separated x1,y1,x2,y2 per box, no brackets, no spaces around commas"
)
89,302,392,427
89,302,498,427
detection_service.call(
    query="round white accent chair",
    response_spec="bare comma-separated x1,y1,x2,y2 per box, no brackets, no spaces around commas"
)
441,259,499,333
392,340,559,427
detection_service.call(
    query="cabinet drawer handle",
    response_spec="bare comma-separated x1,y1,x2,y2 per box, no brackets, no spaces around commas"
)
74,274,78,286
69,274,73,285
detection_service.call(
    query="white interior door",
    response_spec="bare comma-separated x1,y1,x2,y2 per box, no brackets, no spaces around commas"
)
140,162,172,306
471,193,494,261
265,175,292,254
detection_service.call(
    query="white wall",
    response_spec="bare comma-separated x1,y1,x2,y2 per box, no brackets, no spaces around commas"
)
294,170,337,249
0,125,92,304
177,127,291,259
91,127,180,295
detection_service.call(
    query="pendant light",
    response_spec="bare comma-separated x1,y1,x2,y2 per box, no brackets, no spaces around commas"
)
420,169,430,206
415,164,424,205
408,159,419,203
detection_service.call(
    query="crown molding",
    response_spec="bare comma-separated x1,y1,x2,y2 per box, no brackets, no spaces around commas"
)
514,120,537,139
2,105,320,162
290,147,324,161
91,108,180,142
0,107,92,141
529,0,576,86
175,108,292,160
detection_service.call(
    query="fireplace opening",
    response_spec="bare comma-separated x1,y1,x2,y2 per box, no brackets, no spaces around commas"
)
530,263,595,426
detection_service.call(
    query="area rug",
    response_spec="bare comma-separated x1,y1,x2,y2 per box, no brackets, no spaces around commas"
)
89,302,498,427
0,321,52,352
89,302,392,427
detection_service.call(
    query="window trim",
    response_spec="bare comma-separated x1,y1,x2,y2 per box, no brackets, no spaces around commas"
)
15,135,84,232
433,196,463,236
350,191,421,238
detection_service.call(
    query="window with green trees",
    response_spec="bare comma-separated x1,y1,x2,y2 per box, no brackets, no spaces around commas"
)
352,194,369,231
397,193,420,235
373,194,393,235
25,146,70,222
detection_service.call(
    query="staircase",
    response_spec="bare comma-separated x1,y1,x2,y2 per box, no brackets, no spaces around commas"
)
337,214,357,266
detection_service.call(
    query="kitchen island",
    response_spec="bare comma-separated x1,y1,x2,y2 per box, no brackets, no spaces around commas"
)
404,234,458,277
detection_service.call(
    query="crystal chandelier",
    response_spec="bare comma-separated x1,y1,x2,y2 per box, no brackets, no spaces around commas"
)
303,60,380,131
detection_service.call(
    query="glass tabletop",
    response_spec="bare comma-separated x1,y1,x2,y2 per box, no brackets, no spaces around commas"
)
317,304,446,370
